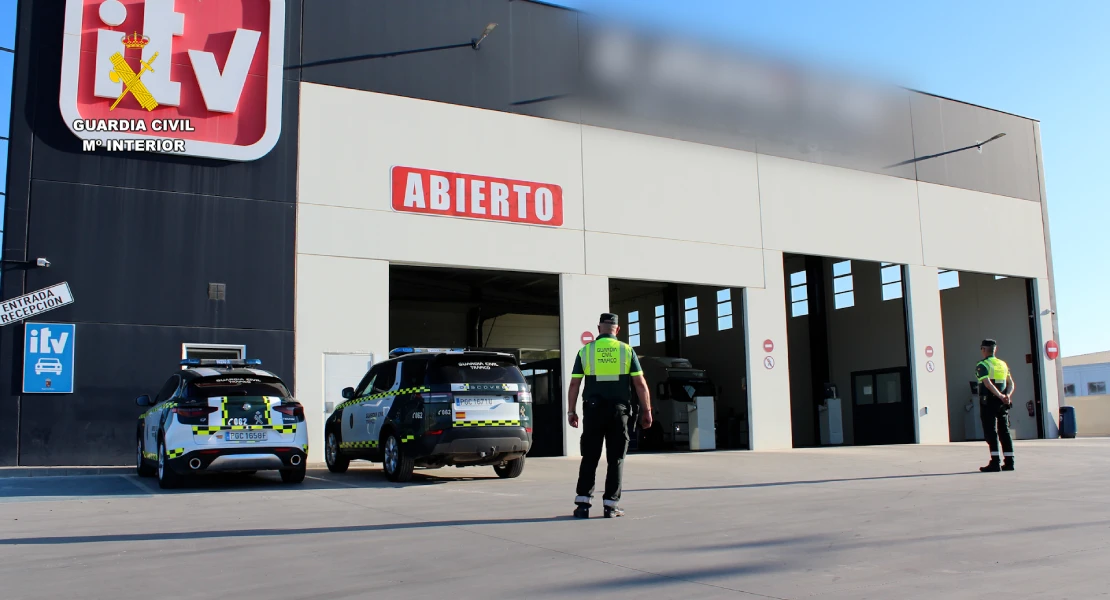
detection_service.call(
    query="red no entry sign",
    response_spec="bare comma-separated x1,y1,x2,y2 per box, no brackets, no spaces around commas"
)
763,339,774,353
1046,340,1059,360
925,346,934,358
581,331,595,345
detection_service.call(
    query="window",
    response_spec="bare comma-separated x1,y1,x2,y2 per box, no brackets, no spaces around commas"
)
399,359,428,388
880,263,903,301
1064,383,1076,397
832,261,854,309
938,269,960,290
627,311,641,347
654,305,666,343
427,355,526,385
155,376,181,404
716,289,733,331
372,363,398,393
1088,382,1107,395
354,368,379,397
789,271,809,317
684,296,699,337
181,343,245,362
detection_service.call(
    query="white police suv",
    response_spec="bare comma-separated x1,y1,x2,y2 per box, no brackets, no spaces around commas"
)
136,359,308,489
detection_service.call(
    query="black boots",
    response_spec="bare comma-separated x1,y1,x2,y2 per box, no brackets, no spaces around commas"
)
980,459,1001,472
573,504,625,518
1002,458,1015,471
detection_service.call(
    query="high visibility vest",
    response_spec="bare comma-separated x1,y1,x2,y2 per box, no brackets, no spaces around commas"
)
578,337,633,382
977,356,1010,384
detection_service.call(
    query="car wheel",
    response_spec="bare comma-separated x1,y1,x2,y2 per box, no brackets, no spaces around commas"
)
494,456,526,479
280,465,307,484
157,438,185,490
382,433,414,483
136,437,155,477
325,430,349,473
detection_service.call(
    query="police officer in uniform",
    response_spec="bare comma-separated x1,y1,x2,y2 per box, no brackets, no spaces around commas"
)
568,313,652,518
977,339,1017,472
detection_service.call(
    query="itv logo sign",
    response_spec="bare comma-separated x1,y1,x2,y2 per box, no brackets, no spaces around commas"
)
24,323,77,394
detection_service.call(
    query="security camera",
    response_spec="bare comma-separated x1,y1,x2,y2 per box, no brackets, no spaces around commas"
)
35,258,50,268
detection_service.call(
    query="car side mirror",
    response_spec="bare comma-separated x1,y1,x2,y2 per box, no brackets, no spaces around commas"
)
136,395,152,407
341,387,355,399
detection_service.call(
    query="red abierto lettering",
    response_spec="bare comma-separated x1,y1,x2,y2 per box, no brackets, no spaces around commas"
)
391,166,563,227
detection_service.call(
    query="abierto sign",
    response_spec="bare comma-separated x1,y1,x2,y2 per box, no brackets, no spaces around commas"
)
391,166,563,227
1,283,76,326
60,0,286,161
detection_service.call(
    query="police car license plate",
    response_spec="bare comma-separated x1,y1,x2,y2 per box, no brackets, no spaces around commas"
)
226,431,267,442
455,396,502,406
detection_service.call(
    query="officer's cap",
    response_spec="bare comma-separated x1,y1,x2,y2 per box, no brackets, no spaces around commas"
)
981,339,997,348
599,313,619,325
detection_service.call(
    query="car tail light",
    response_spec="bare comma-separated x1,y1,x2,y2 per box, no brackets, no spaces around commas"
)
517,391,532,403
275,403,305,421
425,429,444,436
172,406,217,424
525,428,533,433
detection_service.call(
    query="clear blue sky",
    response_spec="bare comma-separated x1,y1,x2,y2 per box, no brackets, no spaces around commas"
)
0,0,1104,356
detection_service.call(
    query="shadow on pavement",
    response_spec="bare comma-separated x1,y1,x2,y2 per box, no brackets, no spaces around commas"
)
540,561,789,594
0,515,578,545
625,471,976,493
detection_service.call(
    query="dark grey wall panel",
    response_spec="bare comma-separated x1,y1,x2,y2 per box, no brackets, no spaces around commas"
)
1,0,303,465
16,324,293,466
301,0,514,112
910,93,1040,202
25,180,295,330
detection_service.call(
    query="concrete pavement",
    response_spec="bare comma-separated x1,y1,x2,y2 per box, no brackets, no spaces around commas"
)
1,440,1109,599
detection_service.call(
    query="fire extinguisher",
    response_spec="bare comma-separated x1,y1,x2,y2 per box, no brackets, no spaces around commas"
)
1026,400,1035,418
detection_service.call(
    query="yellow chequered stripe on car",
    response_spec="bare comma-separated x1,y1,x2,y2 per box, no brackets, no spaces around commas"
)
302,444,309,453
453,420,521,427
220,397,273,426
140,402,176,419
335,387,432,412
166,448,186,459
191,424,298,435
340,440,379,449
401,435,415,442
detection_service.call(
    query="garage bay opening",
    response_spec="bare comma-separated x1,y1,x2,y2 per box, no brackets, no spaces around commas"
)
389,265,563,456
784,255,914,447
938,271,1045,441
608,279,749,452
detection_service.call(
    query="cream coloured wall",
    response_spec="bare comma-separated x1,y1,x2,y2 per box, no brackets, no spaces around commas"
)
919,183,1049,279
294,83,1059,455
758,154,923,266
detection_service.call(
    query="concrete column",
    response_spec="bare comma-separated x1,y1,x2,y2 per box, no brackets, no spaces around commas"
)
743,250,793,450
1033,277,1061,438
904,265,951,444
559,273,610,457
295,255,390,463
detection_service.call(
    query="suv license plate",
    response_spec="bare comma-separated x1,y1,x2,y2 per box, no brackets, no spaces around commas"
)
226,431,267,442
456,396,501,406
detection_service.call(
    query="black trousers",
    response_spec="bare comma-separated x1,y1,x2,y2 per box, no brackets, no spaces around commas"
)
980,396,1014,459
575,400,630,506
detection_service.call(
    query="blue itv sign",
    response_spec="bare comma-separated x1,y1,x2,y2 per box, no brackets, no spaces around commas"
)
23,323,76,394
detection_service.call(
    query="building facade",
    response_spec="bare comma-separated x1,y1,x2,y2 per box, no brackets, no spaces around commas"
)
1,0,1063,466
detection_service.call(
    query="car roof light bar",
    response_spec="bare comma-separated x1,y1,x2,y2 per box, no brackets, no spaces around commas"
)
180,358,263,368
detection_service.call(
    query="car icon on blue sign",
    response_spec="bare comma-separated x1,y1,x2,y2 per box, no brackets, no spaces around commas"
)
35,358,63,375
